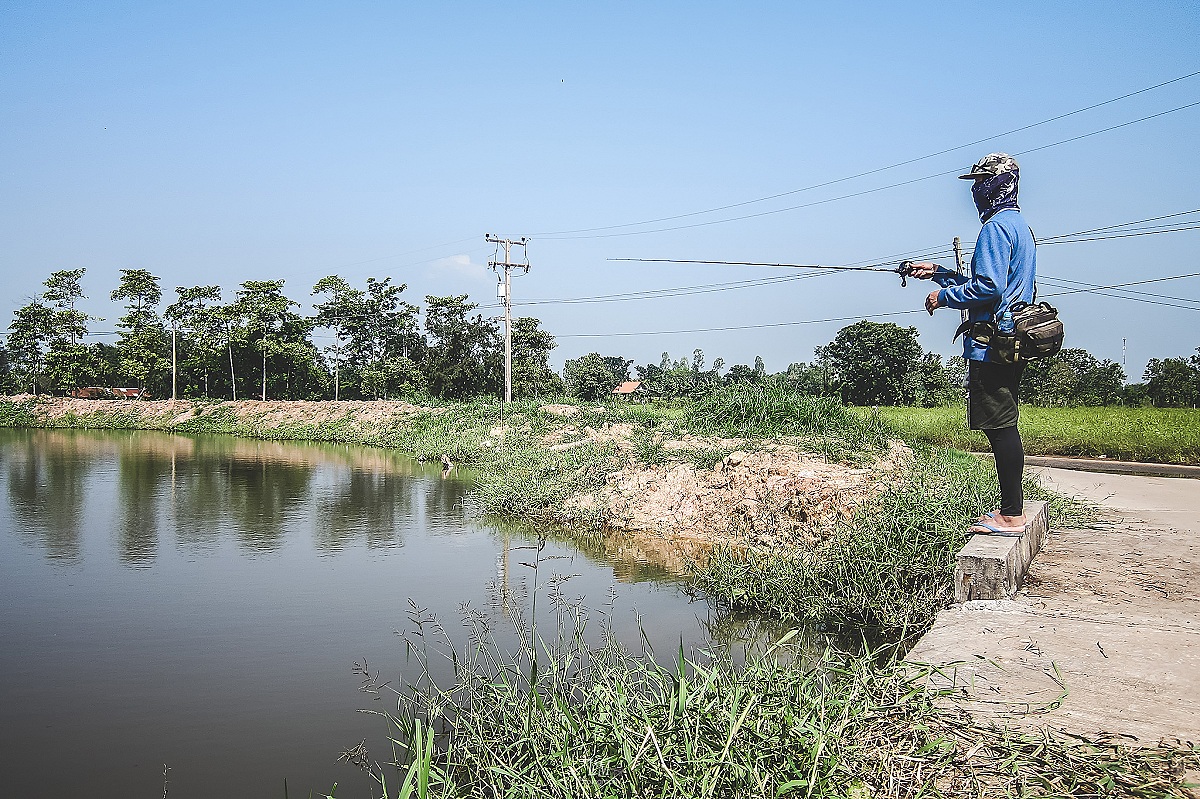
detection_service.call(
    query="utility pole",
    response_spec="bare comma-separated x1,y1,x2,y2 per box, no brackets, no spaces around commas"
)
171,325,177,401
953,236,969,428
333,322,341,402
485,234,529,404
952,236,968,327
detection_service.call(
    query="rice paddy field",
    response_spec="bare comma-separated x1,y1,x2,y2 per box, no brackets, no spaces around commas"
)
861,405,1200,466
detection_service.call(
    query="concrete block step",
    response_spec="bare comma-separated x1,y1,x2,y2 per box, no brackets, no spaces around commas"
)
954,500,1049,602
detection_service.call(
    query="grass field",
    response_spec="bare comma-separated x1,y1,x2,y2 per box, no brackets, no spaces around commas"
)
861,405,1200,466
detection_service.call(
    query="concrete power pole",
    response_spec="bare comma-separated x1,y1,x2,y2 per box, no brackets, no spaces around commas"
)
485,234,529,404
953,236,969,427
952,236,968,327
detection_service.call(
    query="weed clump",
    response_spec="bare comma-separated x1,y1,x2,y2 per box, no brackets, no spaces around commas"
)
687,384,891,461
692,446,1092,641
353,595,1197,798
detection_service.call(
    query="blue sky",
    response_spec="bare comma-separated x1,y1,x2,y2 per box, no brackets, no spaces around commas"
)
2,1,1198,379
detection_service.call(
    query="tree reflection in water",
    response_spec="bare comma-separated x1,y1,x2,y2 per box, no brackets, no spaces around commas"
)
0,429,466,563
4,430,90,562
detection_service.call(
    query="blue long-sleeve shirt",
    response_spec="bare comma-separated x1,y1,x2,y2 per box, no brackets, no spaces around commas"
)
932,209,1037,361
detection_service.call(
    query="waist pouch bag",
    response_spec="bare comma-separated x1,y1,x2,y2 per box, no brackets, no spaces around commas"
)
954,301,1064,363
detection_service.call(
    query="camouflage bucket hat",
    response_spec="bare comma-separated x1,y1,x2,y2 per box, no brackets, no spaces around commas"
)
958,152,1020,180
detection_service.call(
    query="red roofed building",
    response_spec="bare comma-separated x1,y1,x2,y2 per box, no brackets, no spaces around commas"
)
611,380,650,401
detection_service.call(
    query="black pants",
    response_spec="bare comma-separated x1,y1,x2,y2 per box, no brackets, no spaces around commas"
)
984,426,1024,517
969,359,1025,517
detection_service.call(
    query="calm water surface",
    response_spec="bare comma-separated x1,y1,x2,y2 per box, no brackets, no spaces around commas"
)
0,428,722,798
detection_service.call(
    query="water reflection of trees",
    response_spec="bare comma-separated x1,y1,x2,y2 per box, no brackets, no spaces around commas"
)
1,429,476,563
3,430,90,562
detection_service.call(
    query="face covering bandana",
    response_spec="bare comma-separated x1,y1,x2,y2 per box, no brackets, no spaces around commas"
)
971,168,1020,223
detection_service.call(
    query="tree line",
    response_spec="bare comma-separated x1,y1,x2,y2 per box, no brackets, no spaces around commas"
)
4,268,1197,407
2,268,559,401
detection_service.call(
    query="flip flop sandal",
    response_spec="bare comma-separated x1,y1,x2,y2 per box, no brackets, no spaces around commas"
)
968,521,1029,535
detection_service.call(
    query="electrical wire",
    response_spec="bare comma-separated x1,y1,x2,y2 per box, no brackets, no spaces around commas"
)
537,100,1200,240
1039,275,1200,305
533,70,1200,238
556,272,1200,340
459,210,1200,313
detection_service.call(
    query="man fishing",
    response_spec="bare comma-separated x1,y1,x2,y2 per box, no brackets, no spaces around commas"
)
907,153,1036,534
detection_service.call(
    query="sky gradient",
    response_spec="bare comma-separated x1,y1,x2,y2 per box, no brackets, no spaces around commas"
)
2,1,1198,379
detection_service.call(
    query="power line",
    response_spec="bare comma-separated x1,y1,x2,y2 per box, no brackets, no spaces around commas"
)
555,270,1200,339
1039,275,1200,305
471,210,1200,312
538,100,1200,240
533,70,1200,238
1039,223,1200,245
556,308,928,339
1038,207,1200,239
506,271,825,307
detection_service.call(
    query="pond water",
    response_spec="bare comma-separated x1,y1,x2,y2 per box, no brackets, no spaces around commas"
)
0,428,731,798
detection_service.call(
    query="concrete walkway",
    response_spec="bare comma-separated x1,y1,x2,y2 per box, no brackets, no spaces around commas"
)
907,467,1200,744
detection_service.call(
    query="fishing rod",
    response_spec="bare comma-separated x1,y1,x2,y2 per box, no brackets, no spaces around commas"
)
608,258,919,286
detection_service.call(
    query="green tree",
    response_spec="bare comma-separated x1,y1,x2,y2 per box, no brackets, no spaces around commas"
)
636,349,723,399
1121,382,1150,406
724,363,760,385
1143,351,1199,407
783,362,828,396
312,276,423,399
6,301,54,394
510,317,564,398
563,352,630,401
422,294,502,399
0,339,10,393
213,301,245,400
1022,348,1125,406
361,356,423,399
234,280,316,401
110,269,168,396
817,321,924,405
42,269,92,346
311,275,365,400
164,285,224,398
904,352,959,407
39,269,103,392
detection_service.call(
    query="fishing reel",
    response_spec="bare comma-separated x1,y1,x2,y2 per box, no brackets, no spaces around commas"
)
897,260,916,287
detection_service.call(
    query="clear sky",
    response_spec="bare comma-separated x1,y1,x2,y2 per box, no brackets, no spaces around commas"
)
2,1,1198,379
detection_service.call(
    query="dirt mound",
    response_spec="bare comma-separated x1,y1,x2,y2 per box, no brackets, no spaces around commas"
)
224,399,429,430
575,442,911,568
16,396,193,424
9,396,433,432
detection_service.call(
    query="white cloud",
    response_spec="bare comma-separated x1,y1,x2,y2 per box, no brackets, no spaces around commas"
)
431,253,489,281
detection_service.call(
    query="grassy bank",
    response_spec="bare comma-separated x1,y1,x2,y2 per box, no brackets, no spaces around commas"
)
348,597,1197,798
862,405,1200,465
693,446,1084,640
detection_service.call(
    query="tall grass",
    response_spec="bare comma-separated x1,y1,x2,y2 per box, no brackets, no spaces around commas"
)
349,587,1196,798
693,446,1092,641
687,384,891,461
